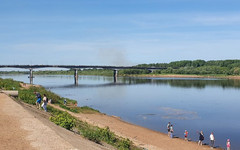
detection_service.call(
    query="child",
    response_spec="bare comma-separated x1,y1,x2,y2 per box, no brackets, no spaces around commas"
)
226,139,231,150
170,125,174,138
184,130,188,141
167,122,171,137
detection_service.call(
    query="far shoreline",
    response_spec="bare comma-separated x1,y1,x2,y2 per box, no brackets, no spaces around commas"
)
125,74,240,80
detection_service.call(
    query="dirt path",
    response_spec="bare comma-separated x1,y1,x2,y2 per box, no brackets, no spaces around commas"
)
0,93,113,150
50,104,221,150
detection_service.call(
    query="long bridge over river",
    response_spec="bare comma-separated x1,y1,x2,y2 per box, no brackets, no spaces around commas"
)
0,65,167,84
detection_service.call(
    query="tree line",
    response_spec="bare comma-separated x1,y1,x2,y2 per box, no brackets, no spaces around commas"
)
122,60,240,75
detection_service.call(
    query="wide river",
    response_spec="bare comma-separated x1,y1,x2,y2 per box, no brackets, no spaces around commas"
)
1,74,239,149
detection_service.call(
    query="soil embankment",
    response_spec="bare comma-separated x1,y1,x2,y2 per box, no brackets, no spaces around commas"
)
0,93,112,150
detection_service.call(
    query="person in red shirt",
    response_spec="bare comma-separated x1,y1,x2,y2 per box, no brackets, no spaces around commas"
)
184,130,188,141
226,139,231,150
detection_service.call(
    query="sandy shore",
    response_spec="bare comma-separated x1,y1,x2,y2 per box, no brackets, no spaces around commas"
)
50,104,222,150
0,93,112,150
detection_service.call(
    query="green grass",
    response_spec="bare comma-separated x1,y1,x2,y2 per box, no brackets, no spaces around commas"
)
0,78,22,90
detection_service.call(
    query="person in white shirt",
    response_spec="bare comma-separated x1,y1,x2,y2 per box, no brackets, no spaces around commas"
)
42,94,47,112
210,132,215,148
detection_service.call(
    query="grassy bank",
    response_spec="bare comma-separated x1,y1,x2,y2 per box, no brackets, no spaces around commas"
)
0,78,140,150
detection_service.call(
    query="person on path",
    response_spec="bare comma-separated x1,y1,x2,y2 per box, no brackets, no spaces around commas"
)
209,132,215,148
198,131,204,146
64,99,67,105
170,125,174,138
42,94,48,112
226,139,231,150
34,92,41,109
184,130,188,141
167,122,171,137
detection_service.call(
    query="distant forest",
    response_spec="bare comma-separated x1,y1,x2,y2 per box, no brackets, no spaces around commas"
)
123,59,240,75
1,60,240,76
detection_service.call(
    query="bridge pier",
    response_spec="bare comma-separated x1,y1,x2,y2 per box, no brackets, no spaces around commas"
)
28,69,34,84
74,69,78,85
113,69,118,83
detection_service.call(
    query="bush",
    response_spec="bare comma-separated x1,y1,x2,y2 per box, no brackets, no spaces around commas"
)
50,112,76,130
0,78,21,90
118,138,131,150
81,128,101,143
18,89,36,104
97,127,117,144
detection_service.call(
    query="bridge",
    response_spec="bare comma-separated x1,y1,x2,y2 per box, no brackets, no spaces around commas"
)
0,65,167,84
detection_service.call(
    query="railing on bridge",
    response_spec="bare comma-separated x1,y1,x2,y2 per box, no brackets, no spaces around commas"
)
0,65,167,84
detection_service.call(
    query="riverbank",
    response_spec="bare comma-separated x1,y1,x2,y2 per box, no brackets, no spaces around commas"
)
0,93,113,150
50,104,222,150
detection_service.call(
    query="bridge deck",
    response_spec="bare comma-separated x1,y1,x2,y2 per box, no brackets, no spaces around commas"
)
0,65,166,70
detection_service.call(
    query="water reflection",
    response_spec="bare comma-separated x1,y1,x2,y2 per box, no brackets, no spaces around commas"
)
44,76,240,90
122,77,240,89
45,83,128,89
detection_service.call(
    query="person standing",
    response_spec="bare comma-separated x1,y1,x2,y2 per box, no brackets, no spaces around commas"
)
170,125,174,138
198,131,204,146
167,122,171,137
42,94,47,112
226,139,231,150
209,132,215,148
34,92,41,109
184,130,188,141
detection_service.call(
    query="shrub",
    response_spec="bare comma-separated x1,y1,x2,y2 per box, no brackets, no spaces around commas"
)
118,138,131,150
50,112,76,130
0,78,21,90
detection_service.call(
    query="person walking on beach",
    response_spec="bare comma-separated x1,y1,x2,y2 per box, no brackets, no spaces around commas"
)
184,130,188,141
34,92,41,109
198,131,204,146
209,132,215,148
170,125,174,138
42,94,48,112
226,139,231,150
167,122,171,137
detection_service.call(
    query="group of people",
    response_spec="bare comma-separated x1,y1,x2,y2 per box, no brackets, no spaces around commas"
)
167,122,174,138
166,122,231,150
34,92,50,112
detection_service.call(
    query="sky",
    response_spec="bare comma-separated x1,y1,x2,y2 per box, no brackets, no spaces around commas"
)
1,0,240,66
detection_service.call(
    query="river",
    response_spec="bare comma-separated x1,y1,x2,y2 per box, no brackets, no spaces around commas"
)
1,74,239,149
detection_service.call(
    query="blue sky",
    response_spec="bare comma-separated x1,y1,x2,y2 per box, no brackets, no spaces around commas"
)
1,0,240,66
